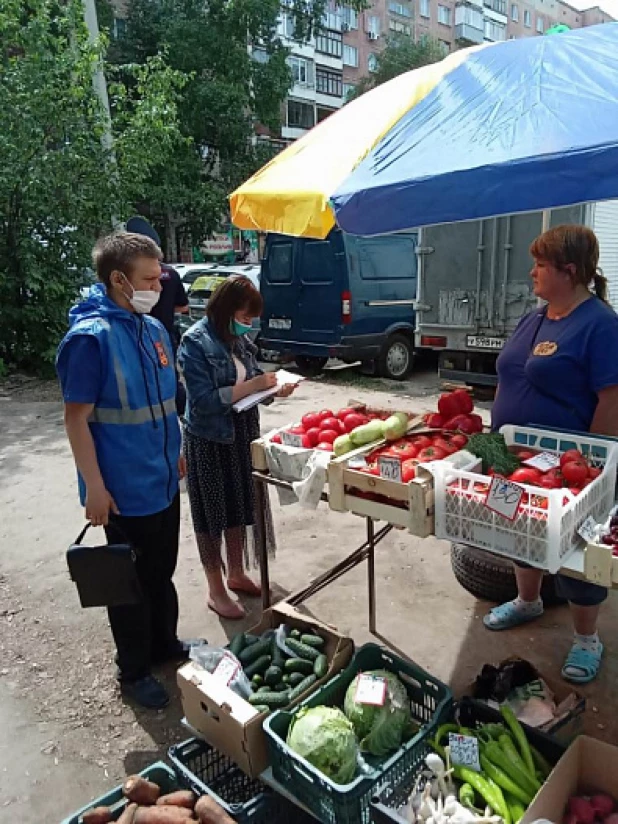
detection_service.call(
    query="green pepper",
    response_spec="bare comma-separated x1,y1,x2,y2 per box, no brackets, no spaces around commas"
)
454,765,511,824
480,754,533,806
530,744,552,780
501,705,536,778
505,793,527,824
435,723,459,745
459,783,481,812
493,735,541,795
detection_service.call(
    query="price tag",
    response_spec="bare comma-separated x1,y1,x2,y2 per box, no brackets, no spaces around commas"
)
484,476,524,521
578,515,599,544
378,455,402,482
281,431,304,447
448,733,481,772
354,673,387,706
523,452,560,472
213,653,241,687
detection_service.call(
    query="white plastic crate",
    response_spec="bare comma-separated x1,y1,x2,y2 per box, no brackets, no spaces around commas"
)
432,426,618,573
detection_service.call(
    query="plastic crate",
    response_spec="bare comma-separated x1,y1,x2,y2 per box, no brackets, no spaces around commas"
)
263,643,453,824
60,762,177,824
370,698,566,824
433,425,618,573
169,737,316,824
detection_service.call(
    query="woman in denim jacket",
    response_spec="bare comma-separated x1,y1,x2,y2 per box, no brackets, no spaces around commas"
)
179,277,294,618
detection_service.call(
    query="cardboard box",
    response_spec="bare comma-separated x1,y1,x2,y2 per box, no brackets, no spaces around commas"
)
177,601,354,778
522,736,618,824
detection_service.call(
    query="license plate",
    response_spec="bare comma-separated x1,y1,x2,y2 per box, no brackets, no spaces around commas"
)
466,335,505,350
269,318,291,330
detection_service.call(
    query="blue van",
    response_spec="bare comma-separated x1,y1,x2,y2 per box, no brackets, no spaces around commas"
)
260,229,418,380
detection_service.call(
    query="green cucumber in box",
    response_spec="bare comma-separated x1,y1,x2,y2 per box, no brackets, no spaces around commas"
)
300,634,324,649
240,637,271,664
253,704,270,714
228,633,246,658
274,682,289,692
313,654,328,678
287,638,321,662
290,628,301,640
264,665,283,686
248,690,291,708
271,638,286,669
251,674,263,686
285,672,306,687
244,655,271,679
289,674,318,701
284,658,315,676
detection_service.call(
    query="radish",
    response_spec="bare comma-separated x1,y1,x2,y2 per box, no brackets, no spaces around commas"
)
591,797,615,819
604,815,618,824
568,797,595,824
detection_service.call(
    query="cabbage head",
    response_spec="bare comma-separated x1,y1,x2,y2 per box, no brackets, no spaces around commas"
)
286,706,358,785
343,669,413,757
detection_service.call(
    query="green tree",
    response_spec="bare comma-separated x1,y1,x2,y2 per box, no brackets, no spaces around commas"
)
0,0,186,373
350,34,446,99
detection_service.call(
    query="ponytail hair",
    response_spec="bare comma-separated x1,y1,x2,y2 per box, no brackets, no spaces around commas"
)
530,225,610,303
594,269,609,304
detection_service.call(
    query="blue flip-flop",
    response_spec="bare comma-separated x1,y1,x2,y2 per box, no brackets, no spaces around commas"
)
483,601,543,631
561,642,604,684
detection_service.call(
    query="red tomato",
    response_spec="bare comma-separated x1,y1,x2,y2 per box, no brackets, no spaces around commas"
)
321,416,343,433
560,449,586,469
271,433,282,444
544,467,565,486
318,409,334,422
343,413,366,432
433,437,457,456
300,434,313,448
568,486,583,496
509,467,543,485
425,413,444,429
318,429,339,445
418,446,447,462
453,388,474,414
588,466,602,480
402,460,417,483
301,412,321,430
316,441,334,452
517,449,538,461
385,442,418,460
539,474,562,489
289,425,305,435
305,427,321,447
450,434,468,449
561,460,589,486
336,407,356,420
412,435,433,450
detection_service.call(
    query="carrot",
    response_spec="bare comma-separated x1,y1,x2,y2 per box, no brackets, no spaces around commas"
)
82,808,113,824
194,795,235,824
117,803,138,824
133,807,193,823
156,791,196,810
123,776,161,806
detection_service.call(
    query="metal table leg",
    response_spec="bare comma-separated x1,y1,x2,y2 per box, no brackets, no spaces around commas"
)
367,517,376,634
253,474,271,612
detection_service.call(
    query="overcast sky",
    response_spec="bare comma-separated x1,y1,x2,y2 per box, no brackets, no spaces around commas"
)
567,0,617,14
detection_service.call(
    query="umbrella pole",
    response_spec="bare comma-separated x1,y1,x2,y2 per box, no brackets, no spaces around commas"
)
542,209,551,232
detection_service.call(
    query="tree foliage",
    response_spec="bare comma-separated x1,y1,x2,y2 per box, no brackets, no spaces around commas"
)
350,34,447,99
0,0,186,373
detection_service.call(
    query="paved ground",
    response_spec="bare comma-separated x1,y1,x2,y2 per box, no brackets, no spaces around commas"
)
1,366,617,823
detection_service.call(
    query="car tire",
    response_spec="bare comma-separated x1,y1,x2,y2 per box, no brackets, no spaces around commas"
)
295,356,328,377
450,544,567,606
378,333,413,381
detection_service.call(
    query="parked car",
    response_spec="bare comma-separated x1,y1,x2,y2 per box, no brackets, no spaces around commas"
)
260,229,417,380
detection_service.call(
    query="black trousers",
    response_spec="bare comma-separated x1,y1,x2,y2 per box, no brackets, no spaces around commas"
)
105,493,181,682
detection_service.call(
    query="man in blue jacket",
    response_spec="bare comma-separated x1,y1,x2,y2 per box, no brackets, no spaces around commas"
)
57,232,187,709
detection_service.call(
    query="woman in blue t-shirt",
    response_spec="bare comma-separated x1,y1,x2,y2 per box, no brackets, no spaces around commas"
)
486,225,618,684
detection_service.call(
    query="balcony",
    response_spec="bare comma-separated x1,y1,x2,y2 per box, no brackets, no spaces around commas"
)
456,0,484,9
483,0,507,15
455,21,485,42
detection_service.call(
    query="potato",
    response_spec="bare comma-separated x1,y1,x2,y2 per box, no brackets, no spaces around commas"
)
133,807,194,823
123,775,161,806
82,807,113,824
194,795,235,824
117,803,138,824
156,791,196,810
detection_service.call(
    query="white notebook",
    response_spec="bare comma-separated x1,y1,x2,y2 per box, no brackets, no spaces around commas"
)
232,369,303,413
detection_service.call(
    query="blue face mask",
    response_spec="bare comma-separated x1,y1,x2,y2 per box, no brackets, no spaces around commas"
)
230,318,253,336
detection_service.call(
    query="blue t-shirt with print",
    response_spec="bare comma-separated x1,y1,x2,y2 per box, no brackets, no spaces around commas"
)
492,297,618,433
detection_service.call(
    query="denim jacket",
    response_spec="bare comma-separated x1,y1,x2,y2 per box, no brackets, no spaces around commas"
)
179,317,264,443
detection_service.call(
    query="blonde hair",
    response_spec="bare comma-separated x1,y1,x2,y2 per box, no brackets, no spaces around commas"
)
93,232,162,287
530,224,607,303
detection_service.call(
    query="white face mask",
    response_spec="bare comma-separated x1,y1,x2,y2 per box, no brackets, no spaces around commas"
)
121,273,160,314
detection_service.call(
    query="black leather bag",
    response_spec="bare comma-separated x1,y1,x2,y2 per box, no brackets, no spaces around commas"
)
66,523,143,608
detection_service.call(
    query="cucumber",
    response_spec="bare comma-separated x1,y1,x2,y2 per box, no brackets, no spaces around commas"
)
264,665,283,687
313,654,328,678
286,638,320,662
229,633,246,657
244,655,271,679
286,672,305,687
257,685,271,694
274,681,289,692
244,633,259,646
289,674,318,701
271,638,286,669
240,638,272,665
300,633,324,649
251,674,264,686
290,628,301,640
248,690,291,708
284,658,315,676
253,704,270,714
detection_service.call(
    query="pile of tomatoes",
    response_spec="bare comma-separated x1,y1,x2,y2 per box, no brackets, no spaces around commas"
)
355,431,469,483
505,447,601,496
270,407,387,451
423,389,483,435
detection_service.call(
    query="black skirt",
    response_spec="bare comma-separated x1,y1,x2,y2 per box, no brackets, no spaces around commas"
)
184,409,275,567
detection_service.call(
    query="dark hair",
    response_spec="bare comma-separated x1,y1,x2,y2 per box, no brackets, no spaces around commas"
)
530,224,608,303
92,231,162,288
206,276,263,343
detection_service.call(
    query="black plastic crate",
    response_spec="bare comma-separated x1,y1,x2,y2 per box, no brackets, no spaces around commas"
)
169,737,316,823
370,698,566,824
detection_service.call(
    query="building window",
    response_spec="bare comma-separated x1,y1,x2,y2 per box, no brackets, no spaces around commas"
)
317,106,336,123
455,4,483,28
288,56,313,86
341,6,358,29
389,18,412,33
511,3,519,20
368,53,378,72
524,9,531,26
112,16,127,39
322,10,343,30
484,0,506,13
420,0,431,19
536,15,544,31
484,19,506,39
280,13,296,38
252,47,269,64
438,4,451,25
316,67,343,96
367,15,381,35
343,43,359,66
389,2,412,17
343,82,356,100
315,29,343,57
287,99,315,130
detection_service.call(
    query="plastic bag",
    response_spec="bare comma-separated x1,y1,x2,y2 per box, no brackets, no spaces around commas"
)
292,449,330,510
189,643,252,699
